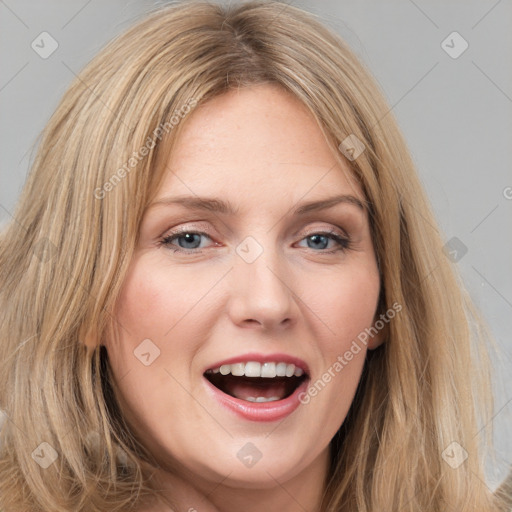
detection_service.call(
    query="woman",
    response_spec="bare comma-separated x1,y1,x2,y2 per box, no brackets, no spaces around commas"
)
0,1,508,511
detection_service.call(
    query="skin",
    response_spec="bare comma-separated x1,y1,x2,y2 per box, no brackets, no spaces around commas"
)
103,83,383,512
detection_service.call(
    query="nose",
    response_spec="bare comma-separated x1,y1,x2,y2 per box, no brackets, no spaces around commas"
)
226,240,297,331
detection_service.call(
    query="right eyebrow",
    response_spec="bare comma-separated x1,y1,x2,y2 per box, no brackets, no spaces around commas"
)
148,196,239,215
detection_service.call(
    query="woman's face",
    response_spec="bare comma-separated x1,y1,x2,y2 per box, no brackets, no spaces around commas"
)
105,84,382,490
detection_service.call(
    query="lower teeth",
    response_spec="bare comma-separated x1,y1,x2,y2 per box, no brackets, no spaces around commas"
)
245,396,281,403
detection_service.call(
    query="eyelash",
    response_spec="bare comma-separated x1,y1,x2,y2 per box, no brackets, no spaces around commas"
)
160,228,352,255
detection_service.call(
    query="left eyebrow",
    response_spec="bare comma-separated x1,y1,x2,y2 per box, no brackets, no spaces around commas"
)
148,194,366,215
292,194,366,215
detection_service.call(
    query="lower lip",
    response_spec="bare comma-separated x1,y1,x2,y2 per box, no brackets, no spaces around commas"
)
203,376,309,422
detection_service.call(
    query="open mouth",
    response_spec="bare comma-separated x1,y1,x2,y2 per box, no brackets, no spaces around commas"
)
204,362,308,403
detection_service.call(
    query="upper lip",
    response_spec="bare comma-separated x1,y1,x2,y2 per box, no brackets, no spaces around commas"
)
204,352,310,375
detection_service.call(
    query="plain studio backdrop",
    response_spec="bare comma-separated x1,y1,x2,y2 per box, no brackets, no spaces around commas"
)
0,0,511,491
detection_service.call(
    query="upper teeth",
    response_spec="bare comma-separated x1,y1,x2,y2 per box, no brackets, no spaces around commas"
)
208,362,304,378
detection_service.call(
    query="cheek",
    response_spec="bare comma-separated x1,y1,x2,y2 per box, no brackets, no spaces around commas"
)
106,255,225,393
301,267,378,427
310,261,380,351
113,257,206,341
104,258,204,438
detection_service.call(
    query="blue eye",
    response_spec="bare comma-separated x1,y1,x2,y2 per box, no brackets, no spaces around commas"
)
298,232,351,252
161,231,211,252
160,230,351,254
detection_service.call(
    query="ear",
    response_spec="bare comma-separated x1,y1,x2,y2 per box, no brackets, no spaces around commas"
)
367,330,386,350
78,324,101,350
366,312,388,350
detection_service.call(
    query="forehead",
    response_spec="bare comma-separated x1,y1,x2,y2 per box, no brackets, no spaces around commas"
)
154,84,364,207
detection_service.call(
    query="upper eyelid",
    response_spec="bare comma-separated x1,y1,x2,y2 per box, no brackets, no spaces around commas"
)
161,226,349,247
154,207,362,236
161,224,349,239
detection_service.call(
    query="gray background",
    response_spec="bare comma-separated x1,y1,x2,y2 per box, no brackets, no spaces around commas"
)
1,0,511,490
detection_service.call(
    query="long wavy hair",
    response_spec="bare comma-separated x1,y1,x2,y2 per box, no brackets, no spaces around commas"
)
0,1,508,511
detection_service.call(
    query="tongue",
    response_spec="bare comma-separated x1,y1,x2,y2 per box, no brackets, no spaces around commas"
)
223,376,289,401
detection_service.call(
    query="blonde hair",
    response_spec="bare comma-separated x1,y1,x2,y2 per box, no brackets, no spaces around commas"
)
0,1,508,511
